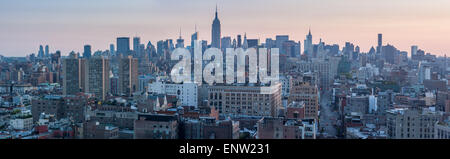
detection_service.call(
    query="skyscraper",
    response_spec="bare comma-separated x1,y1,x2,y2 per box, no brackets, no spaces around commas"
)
221,37,231,50
377,33,383,54
45,45,49,57
118,56,138,97
38,45,44,58
83,45,92,59
237,35,242,48
117,37,130,56
211,6,221,49
191,29,198,50
85,57,110,100
411,45,418,58
276,35,289,55
383,44,397,64
62,53,80,95
176,30,184,48
110,44,115,55
304,29,313,58
133,37,141,53
242,33,248,49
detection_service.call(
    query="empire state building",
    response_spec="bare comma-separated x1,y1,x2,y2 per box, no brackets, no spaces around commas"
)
211,6,221,49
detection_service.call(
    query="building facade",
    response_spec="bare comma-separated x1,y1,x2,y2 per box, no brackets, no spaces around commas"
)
208,83,282,117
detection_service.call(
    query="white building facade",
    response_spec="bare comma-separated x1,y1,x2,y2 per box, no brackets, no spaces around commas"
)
148,81,198,107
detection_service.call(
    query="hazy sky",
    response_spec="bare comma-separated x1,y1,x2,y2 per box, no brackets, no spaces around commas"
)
1,0,449,57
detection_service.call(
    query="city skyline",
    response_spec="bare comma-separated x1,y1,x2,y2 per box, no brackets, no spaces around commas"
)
1,0,450,57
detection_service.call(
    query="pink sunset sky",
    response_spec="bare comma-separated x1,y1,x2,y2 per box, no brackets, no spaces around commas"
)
0,0,449,57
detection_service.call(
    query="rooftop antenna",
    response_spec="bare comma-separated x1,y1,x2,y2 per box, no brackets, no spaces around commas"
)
215,3,218,18
179,27,182,39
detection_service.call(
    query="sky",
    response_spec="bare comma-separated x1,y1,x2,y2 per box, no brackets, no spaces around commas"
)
0,0,449,57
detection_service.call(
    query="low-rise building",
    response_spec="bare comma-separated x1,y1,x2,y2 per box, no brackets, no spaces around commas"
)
435,118,450,139
256,117,317,139
82,120,119,139
134,114,178,139
208,83,282,118
148,80,198,107
10,115,33,130
387,108,443,139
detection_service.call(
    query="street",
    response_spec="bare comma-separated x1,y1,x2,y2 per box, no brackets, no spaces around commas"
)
319,91,338,138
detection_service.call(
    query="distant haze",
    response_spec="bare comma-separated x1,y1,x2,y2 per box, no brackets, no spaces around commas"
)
0,0,449,56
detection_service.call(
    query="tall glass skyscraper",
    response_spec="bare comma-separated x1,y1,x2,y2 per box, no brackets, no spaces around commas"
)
117,37,130,55
83,45,91,59
45,45,49,57
133,37,141,52
38,45,44,58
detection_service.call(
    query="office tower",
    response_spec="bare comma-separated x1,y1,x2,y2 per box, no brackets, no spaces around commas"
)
242,33,248,49
207,83,282,117
85,57,110,100
237,35,242,48
191,30,198,50
176,31,185,48
157,40,164,55
418,61,431,84
133,37,141,53
139,44,145,54
201,40,208,53
383,44,397,64
45,45,49,57
276,35,289,54
343,42,355,59
411,45,418,58
296,59,336,89
110,44,115,55
54,50,61,64
221,37,231,51
146,41,156,57
265,38,274,49
247,39,259,48
38,45,44,58
168,39,174,51
110,76,119,96
117,37,130,55
211,6,221,49
281,40,301,58
325,44,340,56
296,41,302,58
83,45,92,59
118,56,138,97
304,29,313,59
62,53,81,95
377,33,383,54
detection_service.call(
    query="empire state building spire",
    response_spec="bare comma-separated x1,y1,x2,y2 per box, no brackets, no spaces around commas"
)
215,4,218,19
211,5,221,49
